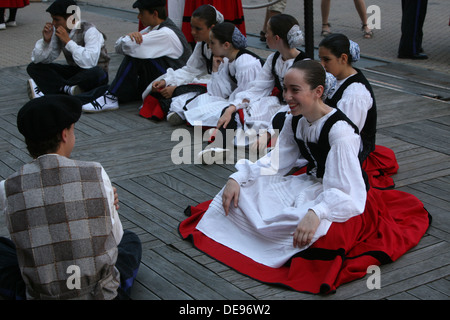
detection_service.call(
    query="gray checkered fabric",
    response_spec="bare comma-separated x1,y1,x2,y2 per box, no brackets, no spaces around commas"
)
62,22,110,73
4,154,120,300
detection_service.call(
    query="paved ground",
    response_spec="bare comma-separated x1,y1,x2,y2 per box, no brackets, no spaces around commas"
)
1,0,448,74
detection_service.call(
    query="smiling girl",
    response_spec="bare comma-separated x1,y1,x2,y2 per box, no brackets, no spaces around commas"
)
179,60,430,294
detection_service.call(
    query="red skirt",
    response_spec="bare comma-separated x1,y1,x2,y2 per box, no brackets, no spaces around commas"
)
182,0,246,43
0,0,29,8
179,188,430,294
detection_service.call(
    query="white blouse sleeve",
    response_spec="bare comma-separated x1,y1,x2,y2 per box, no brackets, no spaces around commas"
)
230,114,307,185
31,33,62,64
65,27,104,69
233,52,276,106
309,120,367,222
101,167,124,245
115,26,183,60
163,42,210,86
336,83,373,132
229,55,263,105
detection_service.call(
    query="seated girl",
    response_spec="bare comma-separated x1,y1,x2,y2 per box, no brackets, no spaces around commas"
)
183,22,263,129
139,4,223,123
199,14,308,163
318,33,399,188
179,60,430,294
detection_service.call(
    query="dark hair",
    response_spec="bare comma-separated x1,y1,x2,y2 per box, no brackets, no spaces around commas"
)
192,4,218,28
319,33,353,65
25,131,65,159
290,60,326,91
142,6,167,20
211,22,235,44
268,14,299,47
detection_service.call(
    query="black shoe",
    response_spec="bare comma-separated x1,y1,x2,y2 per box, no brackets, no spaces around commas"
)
397,53,428,60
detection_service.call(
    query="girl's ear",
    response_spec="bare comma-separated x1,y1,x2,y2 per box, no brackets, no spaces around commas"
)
339,53,349,65
315,85,325,99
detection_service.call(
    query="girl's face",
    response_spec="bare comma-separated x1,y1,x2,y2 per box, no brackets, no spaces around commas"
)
265,22,278,50
283,69,321,116
209,32,228,57
191,16,212,43
318,46,345,79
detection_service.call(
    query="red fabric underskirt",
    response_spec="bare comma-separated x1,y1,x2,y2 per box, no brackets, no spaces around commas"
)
0,0,29,8
179,187,430,294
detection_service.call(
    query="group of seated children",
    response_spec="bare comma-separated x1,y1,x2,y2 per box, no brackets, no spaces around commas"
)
1,0,430,300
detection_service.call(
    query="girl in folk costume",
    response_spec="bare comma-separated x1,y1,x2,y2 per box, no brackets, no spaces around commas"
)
140,4,223,122
199,14,308,163
181,0,245,44
179,60,431,294
183,22,263,127
318,33,399,189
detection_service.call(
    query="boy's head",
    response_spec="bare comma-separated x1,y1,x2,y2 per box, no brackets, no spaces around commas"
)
17,95,82,159
133,0,167,26
46,0,78,29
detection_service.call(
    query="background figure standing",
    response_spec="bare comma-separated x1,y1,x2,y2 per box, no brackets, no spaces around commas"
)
398,0,428,60
321,0,373,39
259,0,287,42
0,0,30,30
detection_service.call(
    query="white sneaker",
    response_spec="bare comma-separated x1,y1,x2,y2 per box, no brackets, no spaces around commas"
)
27,79,44,99
0,23,5,30
82,92,119,113
167,112,185,125
197,147,230,165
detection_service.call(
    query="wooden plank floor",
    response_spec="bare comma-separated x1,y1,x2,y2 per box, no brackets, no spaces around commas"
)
0,53,449,301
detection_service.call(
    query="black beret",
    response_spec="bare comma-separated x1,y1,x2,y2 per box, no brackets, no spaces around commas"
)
133,0,166,10
46,0,78,16
17,95,82,141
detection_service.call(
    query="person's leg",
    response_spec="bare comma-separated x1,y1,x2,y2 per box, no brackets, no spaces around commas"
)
27,63,80,94
65,66,109,92
0,237,26,300
321,0,332,36
7,8,17,24
114,230,142,300
398,0,427,58
353,0,373,38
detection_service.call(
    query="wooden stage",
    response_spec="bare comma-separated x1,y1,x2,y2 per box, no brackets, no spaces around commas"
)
0,51,449,301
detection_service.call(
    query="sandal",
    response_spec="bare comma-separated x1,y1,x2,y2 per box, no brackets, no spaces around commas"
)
321,23,332,37
362,24,373,39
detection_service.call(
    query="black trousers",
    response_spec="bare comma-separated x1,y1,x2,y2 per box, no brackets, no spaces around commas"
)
27,62,109,95
0,230,142,300
398,0,428,56
76,55,169,105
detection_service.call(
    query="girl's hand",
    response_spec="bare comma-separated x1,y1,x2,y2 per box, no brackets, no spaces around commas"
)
222,179,240,215
293,210,320,248
212,56,224,72
217,105,236,129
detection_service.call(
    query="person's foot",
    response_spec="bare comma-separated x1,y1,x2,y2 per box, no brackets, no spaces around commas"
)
0,23,6,30
6,21,16,27
259,30,266,42
397,53,428,60
27,79,44,99
167,112,185,125
321,23,332,37
362,24,373,39
197,147,230,165
82,92,119,113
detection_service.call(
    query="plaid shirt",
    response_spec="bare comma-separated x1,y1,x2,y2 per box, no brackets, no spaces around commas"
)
4,154,120,300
